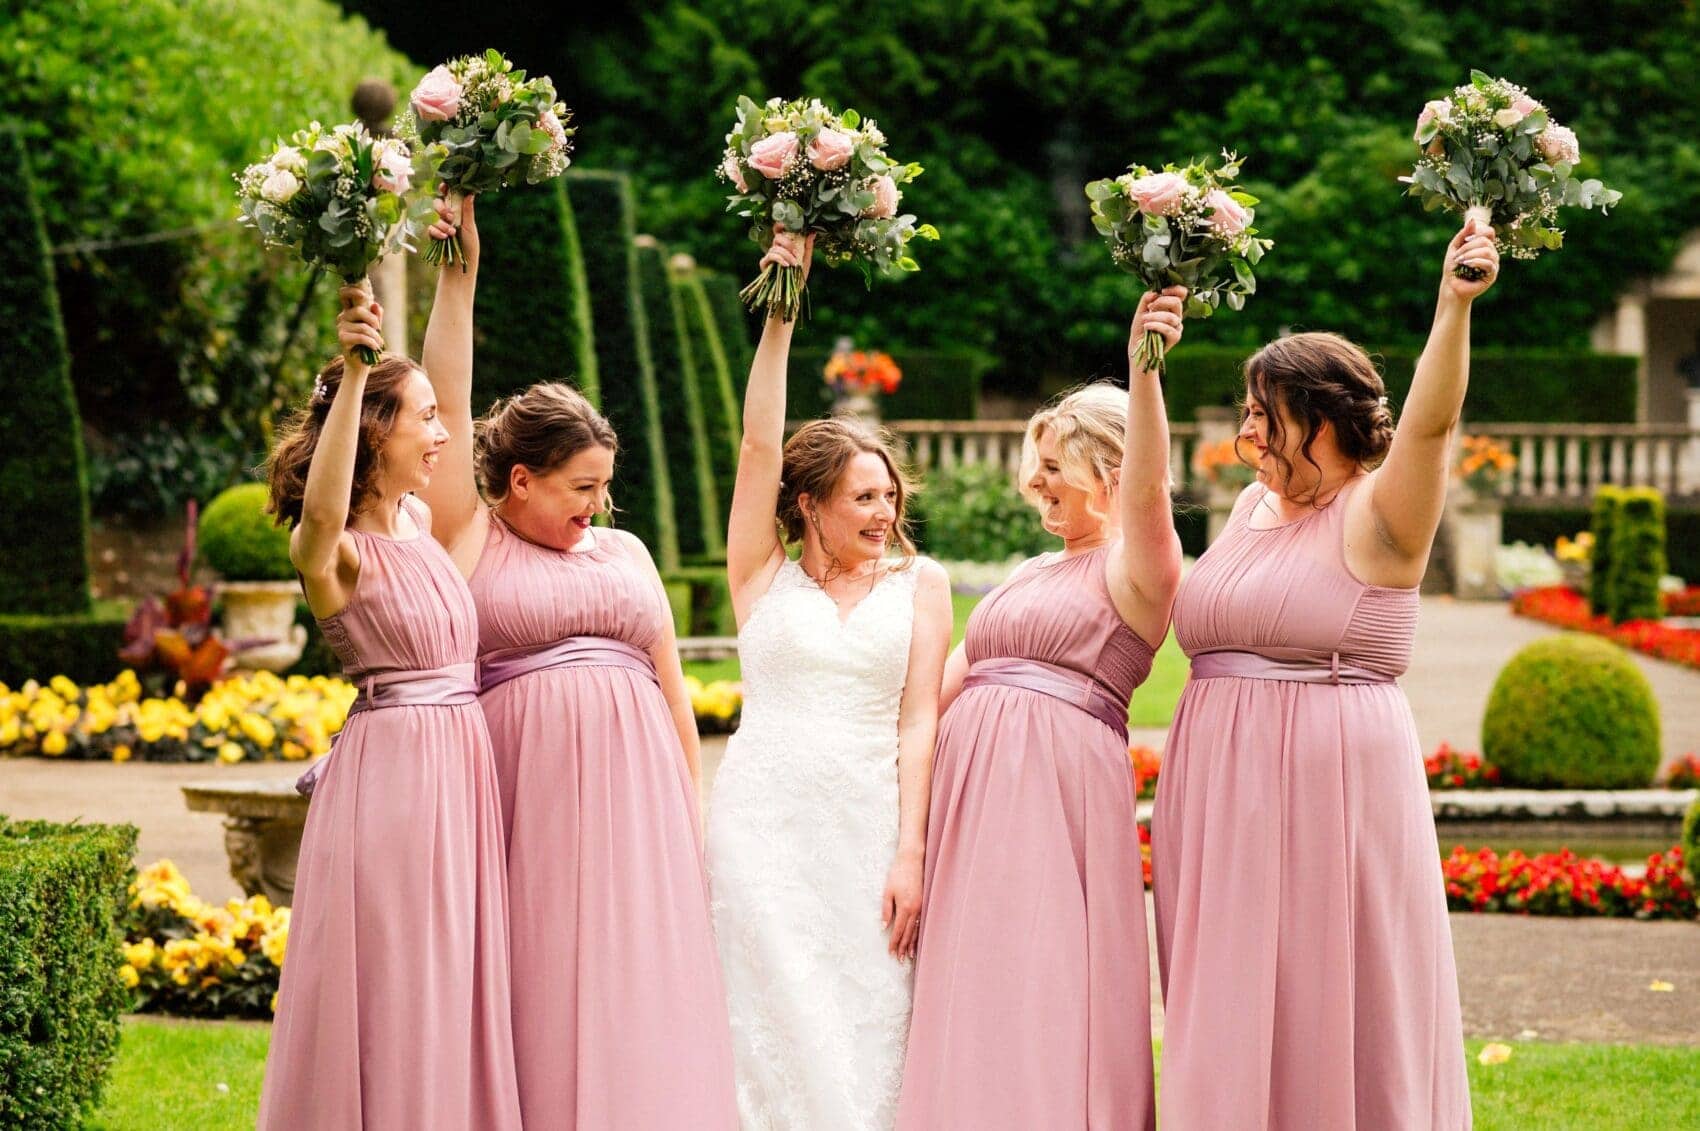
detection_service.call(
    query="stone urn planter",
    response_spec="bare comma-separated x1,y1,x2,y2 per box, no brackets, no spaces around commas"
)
198,482,306,672
219,581,308,672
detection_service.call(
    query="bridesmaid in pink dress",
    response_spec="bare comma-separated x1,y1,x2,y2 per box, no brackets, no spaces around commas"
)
258,291,520,1128
896,290,1188,1130
413,197,737,1129
1152,220,1499,1128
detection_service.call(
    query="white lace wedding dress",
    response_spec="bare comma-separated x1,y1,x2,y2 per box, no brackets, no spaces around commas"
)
705,557,919,1130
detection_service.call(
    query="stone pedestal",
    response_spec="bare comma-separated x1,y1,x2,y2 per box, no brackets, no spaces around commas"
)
1194,406,1243,546
182,780,310,906
835,390,880,422
219,580,307,672
1443,490,1504,599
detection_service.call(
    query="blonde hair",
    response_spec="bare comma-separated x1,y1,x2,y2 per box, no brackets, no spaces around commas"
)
474,382,617,505
778,417,918,571
1017,383,1130,524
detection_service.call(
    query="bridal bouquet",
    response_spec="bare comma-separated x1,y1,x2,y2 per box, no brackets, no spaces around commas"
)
1085,151,1272,375
718,95,938,321
1400,71,1621,280
401,49,576,269
235,121,437,362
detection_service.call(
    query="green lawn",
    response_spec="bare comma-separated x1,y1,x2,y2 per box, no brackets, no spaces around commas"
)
684,590,1190,730
91,1020,1700,1129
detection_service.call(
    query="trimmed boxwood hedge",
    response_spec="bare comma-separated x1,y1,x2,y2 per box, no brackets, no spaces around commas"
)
700,271,755,401
0,602,132,687
1504,504,1700,586
1684,796,1700,885
675,269,742,541
197,482,292,581
637,240,723,560
1607,488,1667,624
0,817,136,1128
471,179,598,413
1587,487,1625,617
662,566,736,638
0,123,92,616
568,171,678,569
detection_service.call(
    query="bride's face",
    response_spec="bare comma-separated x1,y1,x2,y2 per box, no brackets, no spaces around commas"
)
800,452,898,566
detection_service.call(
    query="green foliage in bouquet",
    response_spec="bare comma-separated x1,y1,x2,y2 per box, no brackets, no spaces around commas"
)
401,49,575,269
1401,71,1622,280
1085,151,1272,374
720,95,939,321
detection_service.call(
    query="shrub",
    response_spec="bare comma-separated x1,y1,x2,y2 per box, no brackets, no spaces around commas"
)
471,179,598,413
911,462,1052,562
662,567,736,637
675,269,742,535
0,123,92,616
700,271,754,399
1587,486,1624,617
197,483,293,581
568,170,678,569
1685,797,1700,886
1607,487,1667,624
1481,633,1661,790
0,818,136,1126
0,602,132,687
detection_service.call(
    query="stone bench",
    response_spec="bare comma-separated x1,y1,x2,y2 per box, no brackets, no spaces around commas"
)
181,779,308,907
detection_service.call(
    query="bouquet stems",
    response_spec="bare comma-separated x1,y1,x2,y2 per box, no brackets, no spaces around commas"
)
739,261,806,323
1456,205,1494,282
423,189,467,271
1133,325,1169,378
341,275,382,366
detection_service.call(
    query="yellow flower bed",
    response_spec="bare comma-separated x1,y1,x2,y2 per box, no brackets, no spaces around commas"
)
0,669,354,764
122,859,288,1018
685,676,743,734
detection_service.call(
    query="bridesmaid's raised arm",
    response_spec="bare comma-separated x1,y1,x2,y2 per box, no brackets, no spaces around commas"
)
417,192,487,572
1357,218,1500,585
1109,286,1187,646
725,229,813,623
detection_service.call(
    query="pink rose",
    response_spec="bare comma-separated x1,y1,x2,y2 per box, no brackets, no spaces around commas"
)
808,127,855,171
1126,172,1189,217
1414,99,1451,143
747,132,799,180
538,110,568,152
410,65,463,123
1202,189,1249,237
862,175,899,219
722,154,749,193
371,141,412,194
1511,95,1542,117
1537,124,1580,165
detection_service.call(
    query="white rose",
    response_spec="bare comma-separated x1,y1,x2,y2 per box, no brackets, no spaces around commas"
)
1492,108,1524,129
270,145,306,172
260,167,301,204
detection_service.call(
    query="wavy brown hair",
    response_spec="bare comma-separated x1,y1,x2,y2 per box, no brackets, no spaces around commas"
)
1242,331,1396,507
778,417,918,569
265,355,420,528
474,382,618,504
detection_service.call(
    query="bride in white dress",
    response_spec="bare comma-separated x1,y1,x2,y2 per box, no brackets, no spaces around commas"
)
706,231,953,1129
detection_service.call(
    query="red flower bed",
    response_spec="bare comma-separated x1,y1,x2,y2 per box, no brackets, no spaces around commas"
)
1131,745,1163,800
1442,845,1695,920
1425,742,1501,789
1665,586,1700,617
1138,823,1152,889
1511,585,1700,671
1664,753,1700,789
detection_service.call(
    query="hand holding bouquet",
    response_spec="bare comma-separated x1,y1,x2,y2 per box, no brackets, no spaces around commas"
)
401,49,575,269
1401,71,1621,280
235,121,437,363
1086,151,1272,375
719,95,938,321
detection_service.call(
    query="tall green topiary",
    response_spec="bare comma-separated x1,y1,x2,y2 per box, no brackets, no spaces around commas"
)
471,180,598,413
1587,485,1624,616
198,482,293,580
0,123,91,615
635,240,722,560
701,271,755,401
0,818,136,1126
1481,633,1662,789
676,269,742,544
568,171,678,569
1607,487,1666,624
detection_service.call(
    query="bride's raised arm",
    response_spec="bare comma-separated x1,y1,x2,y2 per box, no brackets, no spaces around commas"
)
726,229,812,625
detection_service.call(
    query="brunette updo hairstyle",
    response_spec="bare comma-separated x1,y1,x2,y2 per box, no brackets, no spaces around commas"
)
1241,331,1396,506
778,418,918,568
474,382,618,504
266,354,421,528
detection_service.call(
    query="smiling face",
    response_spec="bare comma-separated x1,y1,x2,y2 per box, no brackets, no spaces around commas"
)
1240,379,1337,501
375,368,449,497
502,443,616,551
1027,427,1114,542
799,450,899,567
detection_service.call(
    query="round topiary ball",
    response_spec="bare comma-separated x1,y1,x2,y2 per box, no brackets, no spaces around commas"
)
198,483,294,581
1482,633,1661,790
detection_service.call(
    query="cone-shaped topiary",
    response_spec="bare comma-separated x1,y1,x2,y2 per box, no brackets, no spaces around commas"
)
198,482,294,580
1482,633,1661,789
1587,485,1623,617
1607,487,1666,624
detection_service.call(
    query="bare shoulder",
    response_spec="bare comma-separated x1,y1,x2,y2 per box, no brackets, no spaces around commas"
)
610,528,660,568
908,557,953,618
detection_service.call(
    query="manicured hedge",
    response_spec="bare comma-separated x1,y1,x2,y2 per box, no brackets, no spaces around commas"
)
0,123,92,615
700,272,755,400
637,240,723,560
0,818,137,1128
471,179,598,413
0,603,132,687
662,567,736,638
568,171,678,569
1608,488,1668,624
675,269,742,541
1504,504,1700,585
1156,345,1638,424
1588,487,1625,617
197,482,292,581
